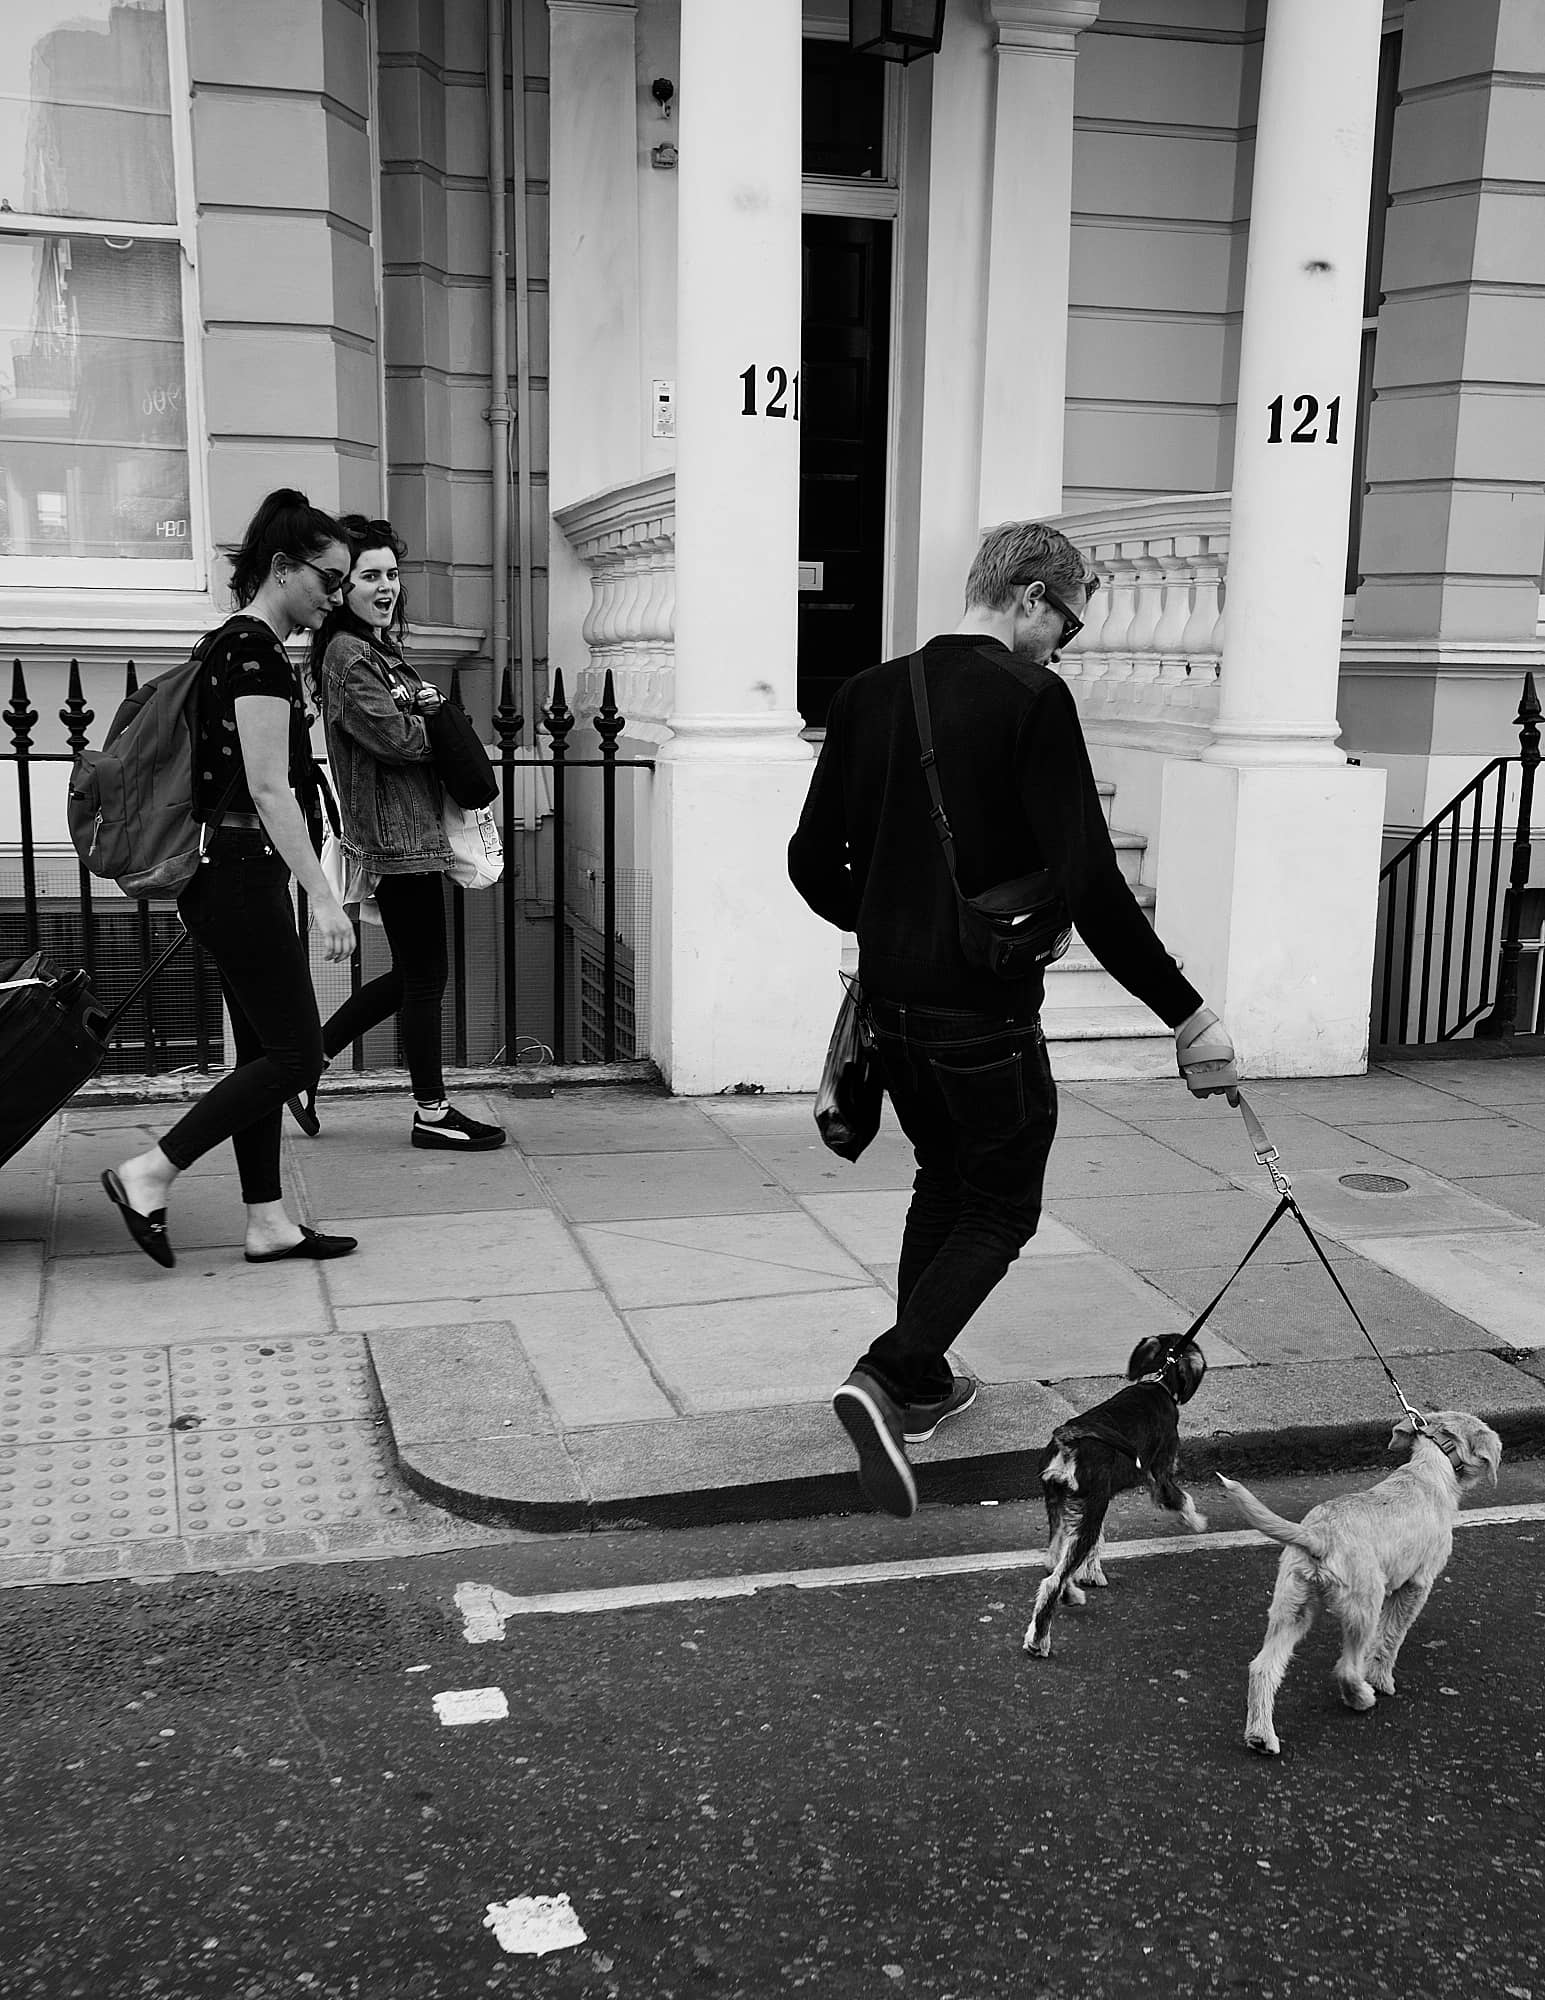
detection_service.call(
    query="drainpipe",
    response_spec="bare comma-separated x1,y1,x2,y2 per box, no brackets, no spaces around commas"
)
487,0,512,705
508,0,538,744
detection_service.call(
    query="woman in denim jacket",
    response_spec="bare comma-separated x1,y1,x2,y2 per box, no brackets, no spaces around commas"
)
292,515,504,1152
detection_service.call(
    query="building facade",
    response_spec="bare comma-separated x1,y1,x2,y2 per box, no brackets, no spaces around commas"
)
3,0,1542,1089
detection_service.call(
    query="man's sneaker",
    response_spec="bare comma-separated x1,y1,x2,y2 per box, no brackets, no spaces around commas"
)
901,1373,979,1444
411,1105,507,1151
833,1371,917,1519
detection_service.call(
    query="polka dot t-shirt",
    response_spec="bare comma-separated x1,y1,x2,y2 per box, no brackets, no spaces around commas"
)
191,616,313,822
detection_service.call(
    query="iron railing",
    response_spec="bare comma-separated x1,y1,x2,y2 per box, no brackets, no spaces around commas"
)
2,655,652,1076
1373,673,1542,1048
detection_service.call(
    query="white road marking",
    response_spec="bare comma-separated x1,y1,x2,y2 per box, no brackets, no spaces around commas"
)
432,1687,509,1726
456,1501,1545,1638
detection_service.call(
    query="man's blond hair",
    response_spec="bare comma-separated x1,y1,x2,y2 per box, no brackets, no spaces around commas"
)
964,521,1097,613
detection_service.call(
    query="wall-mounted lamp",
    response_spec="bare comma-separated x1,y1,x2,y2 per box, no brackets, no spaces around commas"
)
650,76,675,118
849,0,946,64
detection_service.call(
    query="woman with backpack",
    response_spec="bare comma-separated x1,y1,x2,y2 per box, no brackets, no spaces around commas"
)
286,514,504,1151
101,490,361,1268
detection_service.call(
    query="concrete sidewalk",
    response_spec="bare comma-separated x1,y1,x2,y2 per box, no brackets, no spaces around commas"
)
5,1055,1545,1578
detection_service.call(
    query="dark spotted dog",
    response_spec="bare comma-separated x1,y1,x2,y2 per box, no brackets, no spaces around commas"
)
1022,1336,1208,1658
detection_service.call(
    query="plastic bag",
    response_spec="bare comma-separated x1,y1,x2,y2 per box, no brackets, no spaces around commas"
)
814,973,883,1161
444,801,504,890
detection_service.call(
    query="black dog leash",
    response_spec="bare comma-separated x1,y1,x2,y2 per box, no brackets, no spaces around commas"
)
1167,1092,1428,1435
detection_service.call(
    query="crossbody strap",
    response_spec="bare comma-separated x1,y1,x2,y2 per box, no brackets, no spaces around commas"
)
907,652,963,889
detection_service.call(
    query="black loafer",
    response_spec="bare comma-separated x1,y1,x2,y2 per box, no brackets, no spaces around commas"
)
101,1169,175,1269
244,1225,358,1264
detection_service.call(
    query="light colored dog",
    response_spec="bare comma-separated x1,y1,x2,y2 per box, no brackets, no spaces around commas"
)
1218,1410,1502,1757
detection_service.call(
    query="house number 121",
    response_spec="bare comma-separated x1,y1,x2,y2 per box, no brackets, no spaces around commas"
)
740,364,800,420
1267,394,1341,444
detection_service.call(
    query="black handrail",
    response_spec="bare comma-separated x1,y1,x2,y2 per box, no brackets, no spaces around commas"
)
1374,673,1540,1048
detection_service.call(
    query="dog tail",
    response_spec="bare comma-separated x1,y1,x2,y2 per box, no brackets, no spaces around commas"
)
1215,1472,1328,1557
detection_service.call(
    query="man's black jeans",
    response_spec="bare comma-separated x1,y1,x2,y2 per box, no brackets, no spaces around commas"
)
858,996,1058,1406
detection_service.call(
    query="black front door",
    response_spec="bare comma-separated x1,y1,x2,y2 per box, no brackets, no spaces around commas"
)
798,214,892,728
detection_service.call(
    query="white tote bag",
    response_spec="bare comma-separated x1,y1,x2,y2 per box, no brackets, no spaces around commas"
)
443,801,504,890
319,827,382,926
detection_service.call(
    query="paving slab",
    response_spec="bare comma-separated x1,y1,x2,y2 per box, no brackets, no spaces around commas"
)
1133,1112,1419,1180
534,1148,800,1223
56,1122,239,1182
1281,1164,1529,1241
52,1170,252,1256
627,1286,896,1413
1044,1187,1317,1269
575,1211,872,1310
319,1209,595,1307
42,1251,329,1348
1,1119,62,1174
951,1252,1252,1381
502,1089,733,1155
287,1142,549,1220
1343,1227,1545,1350
794,1189,1101,1268
0,1244,43,1353
1379,1056,1545,1104
727,1126,919,1195
369,1322,558,1444
0,1177,51,1244
1043,1132,1233,1200
500,1291,677,1426
1218,1073,1508,1126
1144,1253,1493,1365
1341,1116,1545,1180
1453,1172,1545,1224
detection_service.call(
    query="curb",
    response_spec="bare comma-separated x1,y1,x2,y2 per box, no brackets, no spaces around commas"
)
382,1399,1545,1537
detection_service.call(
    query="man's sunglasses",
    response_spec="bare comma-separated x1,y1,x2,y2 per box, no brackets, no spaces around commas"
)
1034,583,1084,647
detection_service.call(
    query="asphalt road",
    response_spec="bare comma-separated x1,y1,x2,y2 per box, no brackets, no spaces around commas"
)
3,1469,1543,2000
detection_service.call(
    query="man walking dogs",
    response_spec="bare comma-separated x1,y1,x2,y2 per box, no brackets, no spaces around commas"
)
788,521,1241,1519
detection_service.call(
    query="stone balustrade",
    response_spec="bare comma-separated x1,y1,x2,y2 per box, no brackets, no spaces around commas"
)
553,471,675,729
1049,492,1229,745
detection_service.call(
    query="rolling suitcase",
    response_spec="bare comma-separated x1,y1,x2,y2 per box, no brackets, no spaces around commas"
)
0,932,191,1169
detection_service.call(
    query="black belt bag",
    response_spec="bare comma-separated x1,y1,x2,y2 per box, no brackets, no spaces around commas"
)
908,654,1072,979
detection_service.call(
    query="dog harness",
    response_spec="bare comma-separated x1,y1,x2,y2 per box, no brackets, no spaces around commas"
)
1054,1379,1178,1472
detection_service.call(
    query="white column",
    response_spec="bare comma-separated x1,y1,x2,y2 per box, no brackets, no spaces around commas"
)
977,1,1099,523
649,0,830,1093
1157,0,1388,1077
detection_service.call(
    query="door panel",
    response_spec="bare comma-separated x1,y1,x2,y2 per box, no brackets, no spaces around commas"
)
798,215,892,728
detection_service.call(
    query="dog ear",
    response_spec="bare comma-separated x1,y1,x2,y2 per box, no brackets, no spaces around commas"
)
1436,1415,1502,1488
1170,1343,1207,1404
1127,1336,1165,1381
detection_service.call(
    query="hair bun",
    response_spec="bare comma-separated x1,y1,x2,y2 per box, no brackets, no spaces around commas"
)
270,486,311,508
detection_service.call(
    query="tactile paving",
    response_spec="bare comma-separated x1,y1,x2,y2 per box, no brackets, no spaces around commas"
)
174,1421,404,1534
0,1350,170,1446
0,1438,178,1549
169,1337,378,1431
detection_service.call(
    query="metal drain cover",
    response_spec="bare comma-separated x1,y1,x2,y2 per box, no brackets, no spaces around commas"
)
1338,1172,1411,1194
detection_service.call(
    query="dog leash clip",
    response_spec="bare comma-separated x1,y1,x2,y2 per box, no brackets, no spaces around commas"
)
1236,1092,1293,1198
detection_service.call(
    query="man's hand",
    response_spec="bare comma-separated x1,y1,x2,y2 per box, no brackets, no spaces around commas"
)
1175,1006,1241,1104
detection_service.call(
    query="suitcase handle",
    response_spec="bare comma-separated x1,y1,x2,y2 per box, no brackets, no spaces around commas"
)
100,928,194,1038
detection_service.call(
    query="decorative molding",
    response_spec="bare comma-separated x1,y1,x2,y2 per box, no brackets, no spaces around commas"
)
984,0,1101,53
553,471,676,724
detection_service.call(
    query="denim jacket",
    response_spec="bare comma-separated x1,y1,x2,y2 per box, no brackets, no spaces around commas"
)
318,632,452,875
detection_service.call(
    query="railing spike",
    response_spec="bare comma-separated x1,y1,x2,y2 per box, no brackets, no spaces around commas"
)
60,657,95,753
5,660,38,749
125,659,139,696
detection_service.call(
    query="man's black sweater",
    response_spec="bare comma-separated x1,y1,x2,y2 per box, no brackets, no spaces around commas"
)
787,634,1203,1023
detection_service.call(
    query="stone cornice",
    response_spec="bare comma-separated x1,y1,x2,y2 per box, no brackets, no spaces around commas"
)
983,0,1100,53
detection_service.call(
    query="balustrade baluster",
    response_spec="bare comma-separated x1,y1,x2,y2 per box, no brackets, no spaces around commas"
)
1123,548,1164,684
1152,544,1195,690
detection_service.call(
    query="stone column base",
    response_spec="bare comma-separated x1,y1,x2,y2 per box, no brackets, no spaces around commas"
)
1155,761,1388,1077
650,750,835,1094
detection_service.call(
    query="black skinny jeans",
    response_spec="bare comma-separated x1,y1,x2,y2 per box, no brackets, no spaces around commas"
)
318,870,448,1101
161,831,325,1205
858,996,1058,1406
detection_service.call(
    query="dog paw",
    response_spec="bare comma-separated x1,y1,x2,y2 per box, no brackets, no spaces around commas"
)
1245,1730,1281,1757
1061,1581,1087,1606
1338,1678,1377,1712
1022,1628,1052,1658
1370,1674,1396,1698
1084,1561,1110,1587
